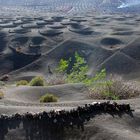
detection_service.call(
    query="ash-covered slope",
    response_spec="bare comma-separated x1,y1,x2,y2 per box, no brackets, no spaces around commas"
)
0,13,140,79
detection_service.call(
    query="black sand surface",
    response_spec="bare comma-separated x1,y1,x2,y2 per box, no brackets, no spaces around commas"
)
0,14,140,79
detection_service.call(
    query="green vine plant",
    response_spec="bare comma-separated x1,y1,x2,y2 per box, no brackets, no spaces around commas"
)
56,52,119,100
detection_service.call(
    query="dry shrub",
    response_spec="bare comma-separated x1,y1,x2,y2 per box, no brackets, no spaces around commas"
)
0,91,4,99
0,81,5,86
89,76,140,100
46,74,66,86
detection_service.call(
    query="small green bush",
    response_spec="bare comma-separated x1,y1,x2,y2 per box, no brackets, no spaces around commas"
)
0,91,4,99
16,80,29,86
40,93,58,103
29,76,45,86
56,59,69,73
56,52,88,83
